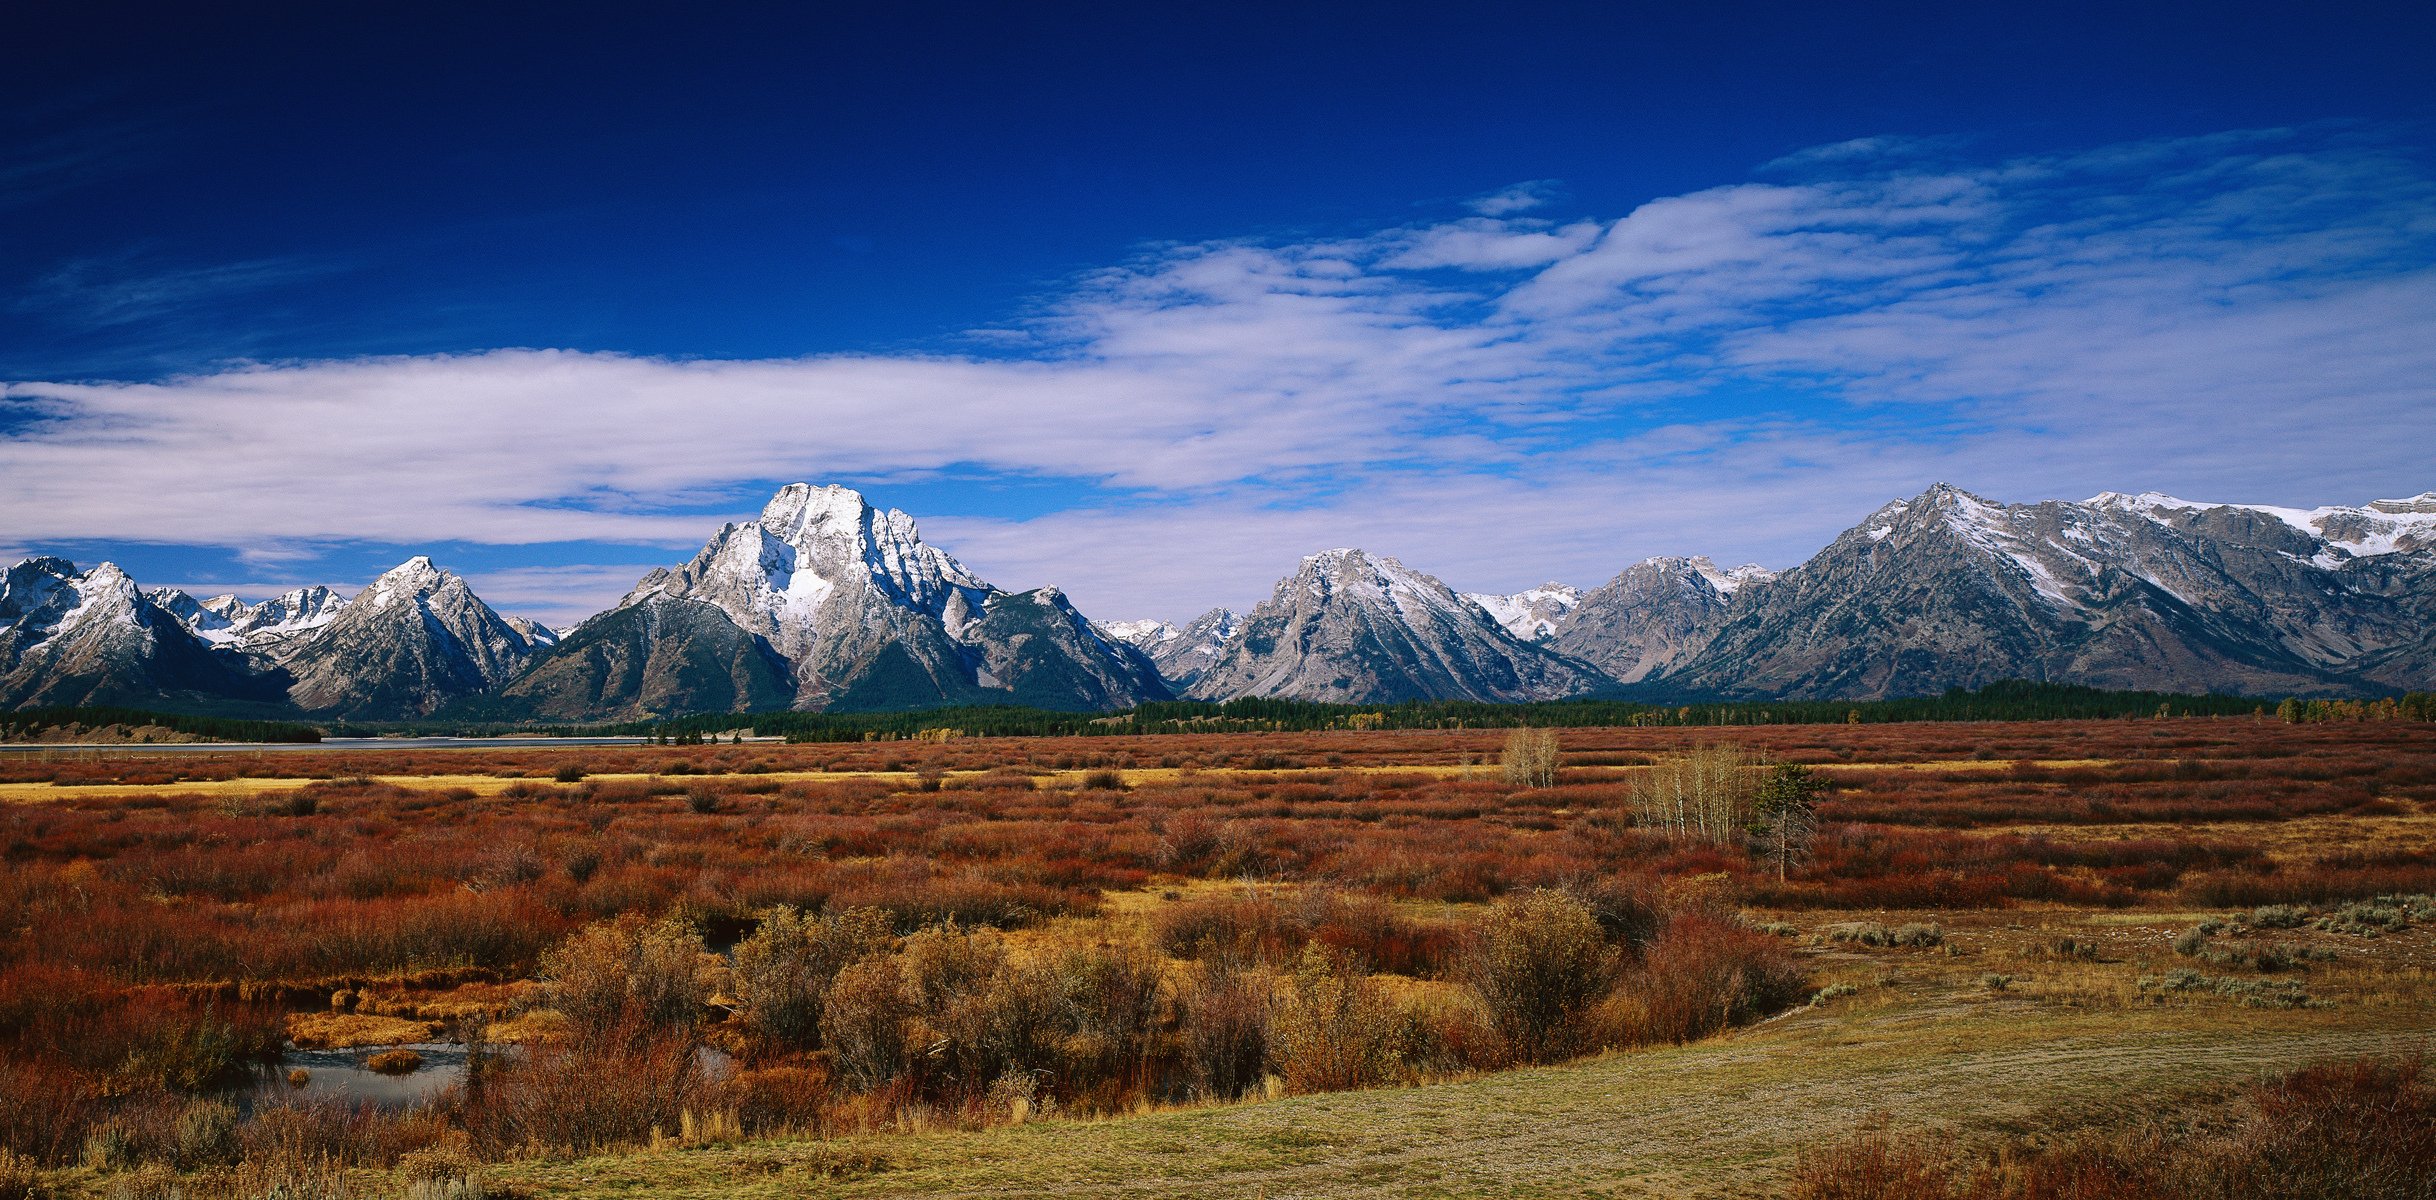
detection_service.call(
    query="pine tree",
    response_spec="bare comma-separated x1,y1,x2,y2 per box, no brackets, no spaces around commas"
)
1751,763,1823,881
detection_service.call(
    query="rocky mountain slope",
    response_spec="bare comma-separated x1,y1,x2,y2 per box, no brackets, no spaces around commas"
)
1103,608,1241,688
495,484,1169,718
281,557,547,718
1549,556,1773,684
1185,549,1608,704
485,597,795,721
1656,485,2436,699
1,559,284,710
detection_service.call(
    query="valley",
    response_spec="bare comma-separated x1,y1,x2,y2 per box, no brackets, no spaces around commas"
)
1,716,2430,1196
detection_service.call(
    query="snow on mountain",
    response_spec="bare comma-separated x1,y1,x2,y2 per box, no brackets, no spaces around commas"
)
2089,491,2436,568
1187,549,1606,703
282,557,544,718
1550,556,1768,684
1658,483,2436,699
1462,583,1581,642
504,616,561,648
11,480,2432,717
500,483,1168,718
4,559,284,710
1690,559,1777,595
1101,619,1177,646
1104,609,1241,687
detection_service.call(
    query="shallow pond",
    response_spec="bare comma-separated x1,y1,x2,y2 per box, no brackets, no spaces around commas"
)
264,1042,468,1109
250,1042,735,1111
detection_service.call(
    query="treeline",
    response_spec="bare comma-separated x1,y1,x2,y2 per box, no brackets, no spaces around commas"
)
577,681,2275,743
2277,693,2436,723
0,706,324,744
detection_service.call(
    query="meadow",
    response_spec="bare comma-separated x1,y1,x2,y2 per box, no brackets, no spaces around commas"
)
1,716,2432,1197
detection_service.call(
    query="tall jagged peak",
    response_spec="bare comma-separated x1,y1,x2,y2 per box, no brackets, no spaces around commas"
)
1301,547,1372,571
8,555,79,578
759,483,880,541
1297,548,1435,586
376,555,445,586
365,556,454,610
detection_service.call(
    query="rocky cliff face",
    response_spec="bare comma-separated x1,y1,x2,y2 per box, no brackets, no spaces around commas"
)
488,597,794,721
1186,549,1608,703
1657,485,2436,699
282,557,544,718
497,484,1169,718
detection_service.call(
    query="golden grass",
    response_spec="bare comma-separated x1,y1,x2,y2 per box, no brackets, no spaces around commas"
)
0,757,2138,804
283,1011,436,1050
1977,810,2436,856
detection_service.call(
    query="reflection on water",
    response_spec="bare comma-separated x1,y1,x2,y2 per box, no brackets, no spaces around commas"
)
252,1042,735,1112
266,1043,467,1109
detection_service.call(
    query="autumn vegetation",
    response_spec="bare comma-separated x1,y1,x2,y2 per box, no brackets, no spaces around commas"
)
0,715,2431,1195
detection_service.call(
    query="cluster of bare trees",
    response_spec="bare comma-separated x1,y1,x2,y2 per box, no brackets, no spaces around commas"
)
1625,743,1760,842
1500,727,1561,789
1626,744,1823,878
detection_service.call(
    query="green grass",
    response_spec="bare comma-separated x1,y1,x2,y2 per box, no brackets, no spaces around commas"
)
486,986,2436,1198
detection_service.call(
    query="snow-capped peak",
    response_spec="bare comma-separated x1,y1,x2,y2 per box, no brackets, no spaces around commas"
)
1663,556,1774,596
759,483,877,542
367,556,450,610
619,482,1004,670
1463,582,1581,641
1101,618,1180,648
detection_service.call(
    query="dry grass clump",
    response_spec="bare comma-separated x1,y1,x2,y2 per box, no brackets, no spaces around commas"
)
365,1048,424,1075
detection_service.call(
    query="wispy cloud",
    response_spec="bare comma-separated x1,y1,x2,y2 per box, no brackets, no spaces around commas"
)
459,563,670,627
1466,180,1562,216
6,128,2432,622
16,252,342,329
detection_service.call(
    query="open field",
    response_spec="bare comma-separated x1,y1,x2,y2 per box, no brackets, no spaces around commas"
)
2,716,2431,1197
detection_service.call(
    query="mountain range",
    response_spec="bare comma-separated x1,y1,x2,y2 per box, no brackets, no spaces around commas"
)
5,481,2430,721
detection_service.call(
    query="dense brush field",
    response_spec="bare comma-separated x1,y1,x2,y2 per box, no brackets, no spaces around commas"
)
1,717,2432,1197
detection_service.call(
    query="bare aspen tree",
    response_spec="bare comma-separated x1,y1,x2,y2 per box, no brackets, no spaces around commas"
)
1627,742,1760,842
1501,727,1560,789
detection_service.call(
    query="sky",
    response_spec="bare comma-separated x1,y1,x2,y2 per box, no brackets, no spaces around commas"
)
4,1,2434,626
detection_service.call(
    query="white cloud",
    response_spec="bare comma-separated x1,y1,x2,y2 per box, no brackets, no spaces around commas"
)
1466,180,1562,216
460,563,668,626
6,129,2432,623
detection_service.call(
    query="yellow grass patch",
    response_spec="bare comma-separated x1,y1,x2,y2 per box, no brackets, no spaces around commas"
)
285,1012,436,1049
0,757,2133,805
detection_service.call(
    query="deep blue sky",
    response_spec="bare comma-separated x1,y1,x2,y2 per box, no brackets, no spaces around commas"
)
6,2,2435,622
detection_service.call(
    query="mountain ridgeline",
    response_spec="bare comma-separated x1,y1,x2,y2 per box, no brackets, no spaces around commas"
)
3,482,2431,722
